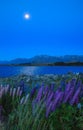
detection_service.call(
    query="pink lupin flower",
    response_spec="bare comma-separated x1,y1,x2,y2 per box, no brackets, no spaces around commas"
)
5,84,10,94
12,88,16,98
0,88,5,98
19,90,22,97
16,87,20,96
10,88,13,96
0,84,3,90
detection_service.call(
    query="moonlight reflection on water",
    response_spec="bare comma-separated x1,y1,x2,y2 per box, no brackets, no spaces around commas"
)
0,66,83,77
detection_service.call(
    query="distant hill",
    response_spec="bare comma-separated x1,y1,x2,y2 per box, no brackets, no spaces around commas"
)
0,55,83,65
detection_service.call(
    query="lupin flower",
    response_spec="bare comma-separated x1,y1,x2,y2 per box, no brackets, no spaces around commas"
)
20,97,25,104
63,87,75,103
23,94,29,104
36,87,43,102
46,91,54,107
52,92,63,111
0,84,3,91
30,87,37,99
10,88,13,96
70,87,81,105
16,87,20,96
75,80,82,91
71,79,77,87
5,84,10,94
18,90,23,97
12,88,16,98
0,88,5,98
64,81,71,97
43,86,49,97
57,91,64,107
54,88,61,99
46,101,53,118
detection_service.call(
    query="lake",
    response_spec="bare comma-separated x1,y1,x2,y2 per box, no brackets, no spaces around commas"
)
0,66,83,77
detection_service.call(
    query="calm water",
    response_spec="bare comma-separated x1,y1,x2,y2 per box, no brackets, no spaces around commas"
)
0,66,83,77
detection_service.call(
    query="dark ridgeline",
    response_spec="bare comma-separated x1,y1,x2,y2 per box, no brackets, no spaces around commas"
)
0,55,83,66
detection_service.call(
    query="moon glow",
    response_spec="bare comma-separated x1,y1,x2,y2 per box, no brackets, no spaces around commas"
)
24,14,30,19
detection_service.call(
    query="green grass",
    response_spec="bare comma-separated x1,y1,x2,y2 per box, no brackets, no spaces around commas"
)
0,73,83,130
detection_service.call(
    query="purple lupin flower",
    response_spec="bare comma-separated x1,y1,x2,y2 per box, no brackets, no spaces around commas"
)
30,87,37,99
75,80,82,91
71,79,77,87
43,86,49,97
64,81,71,97
46,89,52,98
52,92,63,112
63,87,75,103
46,101,53,118
70,87,81,105
54,88,61,99
36,87,43,102
46,91,54,107
57,92,64,107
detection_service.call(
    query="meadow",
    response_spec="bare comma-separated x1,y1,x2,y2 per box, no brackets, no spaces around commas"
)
0,73,83,130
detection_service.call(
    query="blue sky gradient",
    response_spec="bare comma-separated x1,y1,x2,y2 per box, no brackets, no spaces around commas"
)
0,0,83,60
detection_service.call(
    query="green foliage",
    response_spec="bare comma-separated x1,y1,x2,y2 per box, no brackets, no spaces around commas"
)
5,101,83,130
0,74,83,130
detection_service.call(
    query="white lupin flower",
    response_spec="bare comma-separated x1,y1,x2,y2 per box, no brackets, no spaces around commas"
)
20,97,25,104
23,94,29,104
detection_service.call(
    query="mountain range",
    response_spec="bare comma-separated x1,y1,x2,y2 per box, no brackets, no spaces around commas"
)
0,55,83,65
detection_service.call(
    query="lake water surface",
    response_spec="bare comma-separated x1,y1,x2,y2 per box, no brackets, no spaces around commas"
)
0,66,83,77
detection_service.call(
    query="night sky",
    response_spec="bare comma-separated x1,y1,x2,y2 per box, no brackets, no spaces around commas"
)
0,0,83,60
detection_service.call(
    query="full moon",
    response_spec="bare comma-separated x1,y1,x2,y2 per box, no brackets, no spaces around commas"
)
24,14,30,19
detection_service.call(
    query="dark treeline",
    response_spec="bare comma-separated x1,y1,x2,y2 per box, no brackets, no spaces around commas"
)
0,62,83,66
